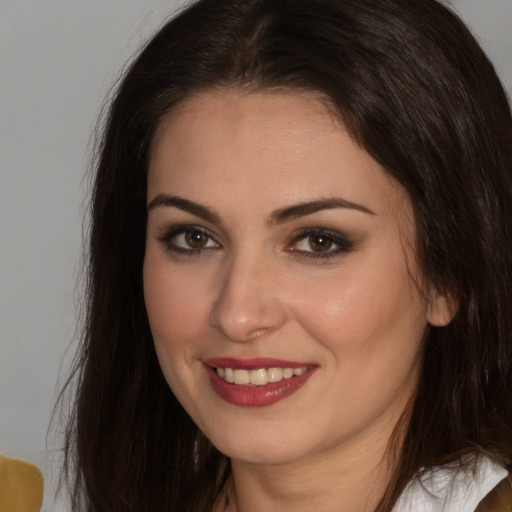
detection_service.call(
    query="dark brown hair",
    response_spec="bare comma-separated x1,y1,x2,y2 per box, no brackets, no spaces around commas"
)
62,0,512,510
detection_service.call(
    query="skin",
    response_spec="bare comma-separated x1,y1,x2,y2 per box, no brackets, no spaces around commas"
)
143,90,452,512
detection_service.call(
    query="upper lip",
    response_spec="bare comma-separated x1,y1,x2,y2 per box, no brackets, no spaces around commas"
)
203,357,315,370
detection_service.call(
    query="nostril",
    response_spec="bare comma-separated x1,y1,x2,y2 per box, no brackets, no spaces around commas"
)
207,259,288,343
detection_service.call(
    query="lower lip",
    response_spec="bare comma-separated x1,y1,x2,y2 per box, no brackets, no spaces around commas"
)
205,366,316,407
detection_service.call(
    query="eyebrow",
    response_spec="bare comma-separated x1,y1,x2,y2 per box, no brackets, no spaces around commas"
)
147,194,375,225
147,194,222,224
269,198,375,224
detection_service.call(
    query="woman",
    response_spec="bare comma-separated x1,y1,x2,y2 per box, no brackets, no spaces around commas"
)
62,0,512,510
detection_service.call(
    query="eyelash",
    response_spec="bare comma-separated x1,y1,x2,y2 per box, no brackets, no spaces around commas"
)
287,228,354,260
157,226,220,256
157,225,354,259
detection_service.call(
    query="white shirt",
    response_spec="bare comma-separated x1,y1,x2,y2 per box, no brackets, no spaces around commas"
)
392,455,508,512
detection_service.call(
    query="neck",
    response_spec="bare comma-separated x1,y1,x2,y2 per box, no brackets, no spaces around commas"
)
218,416,404,512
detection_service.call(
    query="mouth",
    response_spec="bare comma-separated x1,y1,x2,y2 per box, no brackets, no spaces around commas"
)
215,366,308,385
203,358,317,407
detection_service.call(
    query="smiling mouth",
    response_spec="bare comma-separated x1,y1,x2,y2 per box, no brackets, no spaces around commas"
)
204,358,316,406
215,366,309,386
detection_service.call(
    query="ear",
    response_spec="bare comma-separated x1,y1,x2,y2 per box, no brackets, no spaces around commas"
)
426,287,458,327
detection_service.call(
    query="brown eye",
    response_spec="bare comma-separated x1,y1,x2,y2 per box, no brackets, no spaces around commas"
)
289,229,354,259
160,226,220,253
308,233,333,252
185,229,210,248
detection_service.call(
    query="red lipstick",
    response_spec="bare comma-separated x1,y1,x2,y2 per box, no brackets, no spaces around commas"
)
204,357,312,370
203,358,317,407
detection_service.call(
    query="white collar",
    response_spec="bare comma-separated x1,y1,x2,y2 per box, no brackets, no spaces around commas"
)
392,455,508,512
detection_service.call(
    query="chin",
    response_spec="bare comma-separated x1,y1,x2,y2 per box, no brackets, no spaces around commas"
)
203,419,319,466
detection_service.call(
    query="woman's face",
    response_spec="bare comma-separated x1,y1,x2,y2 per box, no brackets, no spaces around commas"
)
144,90,448,466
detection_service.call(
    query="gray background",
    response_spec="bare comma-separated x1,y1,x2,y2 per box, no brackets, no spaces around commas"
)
1,1,510,511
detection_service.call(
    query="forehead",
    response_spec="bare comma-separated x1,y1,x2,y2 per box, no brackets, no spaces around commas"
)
148,89,409,222
151,88,342,160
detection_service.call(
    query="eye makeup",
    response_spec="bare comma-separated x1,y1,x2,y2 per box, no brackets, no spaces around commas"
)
286,227,355,260
156,223,354,261
157,225,221,256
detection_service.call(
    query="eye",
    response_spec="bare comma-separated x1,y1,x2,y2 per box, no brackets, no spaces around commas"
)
158,226,220,253
298,233,334,253
181,229,212,249
288,229,353,258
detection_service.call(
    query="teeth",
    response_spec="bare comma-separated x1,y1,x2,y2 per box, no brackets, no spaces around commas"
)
225,368,234,383
283,368,294,379
250,368,267,386
267,367,283,382
233,369,250,385
215,366,308,386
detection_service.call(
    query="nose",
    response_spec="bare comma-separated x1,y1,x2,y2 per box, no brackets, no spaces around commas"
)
209,254,287,343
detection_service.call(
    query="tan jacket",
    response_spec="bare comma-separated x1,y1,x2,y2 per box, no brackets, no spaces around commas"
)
0,455,43,512
477,476,512,511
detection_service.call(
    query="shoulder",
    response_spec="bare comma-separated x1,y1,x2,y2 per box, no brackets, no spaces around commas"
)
393,455,510,512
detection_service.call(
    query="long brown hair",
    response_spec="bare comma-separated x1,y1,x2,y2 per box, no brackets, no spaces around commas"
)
62,0,512,510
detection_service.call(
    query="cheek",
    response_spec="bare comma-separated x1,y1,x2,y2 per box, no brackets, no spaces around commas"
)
143,255,214,415
291,255,427,354
143,254,209,357
289,261,426,431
